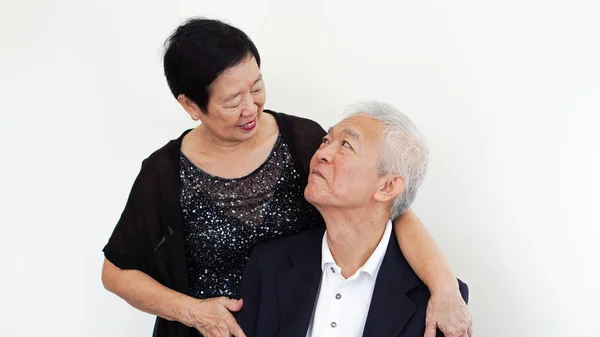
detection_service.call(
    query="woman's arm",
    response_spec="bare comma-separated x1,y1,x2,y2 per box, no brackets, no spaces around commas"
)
393,209,473,337
102,258,246,337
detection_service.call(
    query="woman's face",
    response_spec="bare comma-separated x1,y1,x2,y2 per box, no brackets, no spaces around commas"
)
198,56,266,144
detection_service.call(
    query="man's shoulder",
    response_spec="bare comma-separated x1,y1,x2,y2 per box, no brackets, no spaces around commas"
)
382,233,469,302
251,228,325,264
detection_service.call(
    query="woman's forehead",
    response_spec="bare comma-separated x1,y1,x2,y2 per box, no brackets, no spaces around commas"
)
210,59,262,98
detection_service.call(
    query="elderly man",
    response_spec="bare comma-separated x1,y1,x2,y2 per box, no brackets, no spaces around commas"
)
236,101,469,337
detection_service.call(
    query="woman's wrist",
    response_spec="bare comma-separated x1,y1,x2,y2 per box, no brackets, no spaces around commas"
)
429,272,459,294
173,293,198,326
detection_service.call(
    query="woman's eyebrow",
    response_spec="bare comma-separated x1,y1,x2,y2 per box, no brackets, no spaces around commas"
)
224,75,263,102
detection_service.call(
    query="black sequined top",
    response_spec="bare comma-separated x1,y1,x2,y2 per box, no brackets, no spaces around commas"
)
103,110,327,337
179,134,321,300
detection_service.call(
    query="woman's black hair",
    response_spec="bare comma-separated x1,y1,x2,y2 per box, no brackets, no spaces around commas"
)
163,18,261,113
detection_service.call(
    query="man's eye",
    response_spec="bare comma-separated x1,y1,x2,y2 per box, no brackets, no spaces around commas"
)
342,140,352,148
322,137,330,144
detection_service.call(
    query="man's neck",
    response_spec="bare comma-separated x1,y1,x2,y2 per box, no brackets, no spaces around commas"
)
321,207,389,278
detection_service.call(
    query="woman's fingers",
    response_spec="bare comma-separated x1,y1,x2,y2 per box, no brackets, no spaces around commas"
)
226,314,246,337
219,297,244,312
190,297,246,337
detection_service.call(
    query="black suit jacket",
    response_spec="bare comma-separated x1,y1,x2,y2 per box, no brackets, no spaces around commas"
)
236,227,469,337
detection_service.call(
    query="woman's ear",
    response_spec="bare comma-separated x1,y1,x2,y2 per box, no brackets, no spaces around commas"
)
177,94,203,120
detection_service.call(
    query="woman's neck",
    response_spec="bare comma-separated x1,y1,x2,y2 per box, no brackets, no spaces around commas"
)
194,125,259,156
180,113,279,178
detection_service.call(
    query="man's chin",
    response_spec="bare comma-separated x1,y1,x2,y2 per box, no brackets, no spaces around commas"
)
304,186,321,206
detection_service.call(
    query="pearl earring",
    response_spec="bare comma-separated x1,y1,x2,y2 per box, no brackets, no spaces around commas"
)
192,115,199,121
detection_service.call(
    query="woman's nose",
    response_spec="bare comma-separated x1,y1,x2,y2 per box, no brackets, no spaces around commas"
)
241,94,258,116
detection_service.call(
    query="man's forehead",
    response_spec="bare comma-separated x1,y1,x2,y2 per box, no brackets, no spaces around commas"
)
329,114,383,138
327,125,360,139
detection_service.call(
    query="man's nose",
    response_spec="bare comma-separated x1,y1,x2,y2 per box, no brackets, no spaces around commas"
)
315,146,333,163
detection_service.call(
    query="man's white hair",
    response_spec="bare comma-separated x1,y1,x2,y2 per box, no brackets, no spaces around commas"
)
345,100,429,219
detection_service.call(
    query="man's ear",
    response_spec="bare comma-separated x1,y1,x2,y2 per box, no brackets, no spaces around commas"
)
373,175,405,203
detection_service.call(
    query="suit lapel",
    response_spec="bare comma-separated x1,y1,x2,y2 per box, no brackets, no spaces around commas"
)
362,234,421,337
276,228,325,337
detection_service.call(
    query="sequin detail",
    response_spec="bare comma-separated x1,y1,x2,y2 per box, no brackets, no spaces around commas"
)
180,134,320,300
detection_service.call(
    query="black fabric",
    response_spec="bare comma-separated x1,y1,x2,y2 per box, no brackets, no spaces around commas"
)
236,229,469,337
103,110,327,337
179,134,322,301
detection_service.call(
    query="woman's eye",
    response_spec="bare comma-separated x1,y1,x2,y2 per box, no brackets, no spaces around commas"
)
252,87,263,93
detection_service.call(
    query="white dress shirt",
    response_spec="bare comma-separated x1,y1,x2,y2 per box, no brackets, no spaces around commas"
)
306,220,392,337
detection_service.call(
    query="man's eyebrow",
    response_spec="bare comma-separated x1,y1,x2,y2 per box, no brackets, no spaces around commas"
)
341,128,360,139
326,126,360,139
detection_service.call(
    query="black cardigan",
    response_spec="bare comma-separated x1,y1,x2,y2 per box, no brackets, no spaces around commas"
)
103,110,327,337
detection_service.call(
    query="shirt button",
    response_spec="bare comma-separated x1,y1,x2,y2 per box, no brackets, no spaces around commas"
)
335,293,342,300
331,322,337,328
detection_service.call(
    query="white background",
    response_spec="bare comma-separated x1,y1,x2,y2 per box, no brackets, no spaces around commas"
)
1,0,599,336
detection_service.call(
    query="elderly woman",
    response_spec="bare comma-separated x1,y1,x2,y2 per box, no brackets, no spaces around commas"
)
101,18,472,337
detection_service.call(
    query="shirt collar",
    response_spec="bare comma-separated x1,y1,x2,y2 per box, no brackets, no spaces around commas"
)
321,220,392,278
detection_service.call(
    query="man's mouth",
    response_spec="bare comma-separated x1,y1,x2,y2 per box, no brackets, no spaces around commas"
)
311,169,324,179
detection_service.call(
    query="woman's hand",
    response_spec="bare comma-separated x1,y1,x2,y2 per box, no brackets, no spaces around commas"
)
424,289,472,337
185,297,246,337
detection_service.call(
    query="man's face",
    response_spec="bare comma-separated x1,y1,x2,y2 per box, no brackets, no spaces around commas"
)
304,114,387,210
